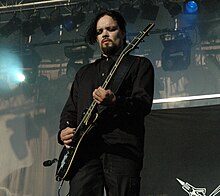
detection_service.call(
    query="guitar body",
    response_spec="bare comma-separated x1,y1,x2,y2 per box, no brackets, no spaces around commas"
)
56,147,76,181
56,113,98,181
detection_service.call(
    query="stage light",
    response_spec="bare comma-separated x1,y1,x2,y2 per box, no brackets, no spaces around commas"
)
163,0,182,17
20,48,41,84
16,73,26,82
64,44,94,63
140,0,159,21
0,15,21,37
160,32,192,71
184,0,199,14
0,48,23,92
63,12,85,32
40,18,54,35
49,9,63,28
119,3,139,23
41,9,63,35
22,12,41,37
63,16,75,31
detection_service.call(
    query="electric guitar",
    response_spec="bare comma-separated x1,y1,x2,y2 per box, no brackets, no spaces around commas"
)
56,23,155,181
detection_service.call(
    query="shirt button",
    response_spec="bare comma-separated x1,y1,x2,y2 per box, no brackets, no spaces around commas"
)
102,73,105,76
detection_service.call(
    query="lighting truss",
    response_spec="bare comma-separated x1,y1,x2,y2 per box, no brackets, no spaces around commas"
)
0,0,86,14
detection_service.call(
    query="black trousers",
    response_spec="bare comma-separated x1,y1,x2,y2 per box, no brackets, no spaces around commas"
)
69,153,141,196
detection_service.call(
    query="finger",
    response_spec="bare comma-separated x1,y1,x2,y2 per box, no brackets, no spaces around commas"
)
62,133,74,140
62,128,73,136
64,139,72,144
63,138,73,149
66,127,76,132
94,93,103,102
98,88,108,98
105,89,111,96
64,144,71,149
93,89,103,103
106,90,116,101
92,90,96,98
93,97,101,104
97,86,105,92
95,89,103,98
72,128,76,133
61,130,71,139
60,128,76,141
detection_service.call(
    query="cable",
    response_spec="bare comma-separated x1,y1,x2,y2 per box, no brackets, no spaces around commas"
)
58,180,64,196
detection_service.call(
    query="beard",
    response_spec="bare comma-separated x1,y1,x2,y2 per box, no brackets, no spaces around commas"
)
101,43,118,56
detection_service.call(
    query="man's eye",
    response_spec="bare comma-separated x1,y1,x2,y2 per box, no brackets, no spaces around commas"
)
107,27,117,32
96,29,103,35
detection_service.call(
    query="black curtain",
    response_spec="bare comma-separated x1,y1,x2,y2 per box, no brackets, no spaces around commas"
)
141,104,220,195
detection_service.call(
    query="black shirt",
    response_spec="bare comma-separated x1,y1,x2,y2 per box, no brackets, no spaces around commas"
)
58,54,154,164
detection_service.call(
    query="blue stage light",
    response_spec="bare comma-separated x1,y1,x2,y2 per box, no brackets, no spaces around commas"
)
63,12,85,32
63,16,75,32
185,1,198,14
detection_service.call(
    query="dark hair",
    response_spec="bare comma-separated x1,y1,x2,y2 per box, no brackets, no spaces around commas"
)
85,9,127,45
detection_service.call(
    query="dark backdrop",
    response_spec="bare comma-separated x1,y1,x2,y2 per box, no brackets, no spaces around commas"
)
141,104,220,196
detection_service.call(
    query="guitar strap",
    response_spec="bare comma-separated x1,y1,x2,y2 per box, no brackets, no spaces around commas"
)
110,55,138,94
97,55,139,113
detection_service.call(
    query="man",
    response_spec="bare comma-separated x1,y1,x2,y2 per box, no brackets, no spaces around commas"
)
58,9,154,196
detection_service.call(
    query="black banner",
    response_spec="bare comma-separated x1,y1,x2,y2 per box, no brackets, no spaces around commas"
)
142,104,220,195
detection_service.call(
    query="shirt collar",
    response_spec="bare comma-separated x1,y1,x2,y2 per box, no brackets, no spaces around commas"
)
101,49,124,62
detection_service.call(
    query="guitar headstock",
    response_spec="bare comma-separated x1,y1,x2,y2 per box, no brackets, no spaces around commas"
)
122,23,155,55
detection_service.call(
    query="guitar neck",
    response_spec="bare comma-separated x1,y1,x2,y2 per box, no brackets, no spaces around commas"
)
101,53,124,89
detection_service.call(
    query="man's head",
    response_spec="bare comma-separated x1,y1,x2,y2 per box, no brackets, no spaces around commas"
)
85,10,126,56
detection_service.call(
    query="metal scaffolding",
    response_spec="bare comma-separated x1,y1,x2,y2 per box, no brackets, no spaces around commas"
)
0,0,85,14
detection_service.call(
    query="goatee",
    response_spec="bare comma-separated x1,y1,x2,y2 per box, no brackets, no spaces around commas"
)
102,45,118,56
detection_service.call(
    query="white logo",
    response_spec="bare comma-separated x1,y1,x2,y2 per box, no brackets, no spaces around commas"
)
177,178,220,196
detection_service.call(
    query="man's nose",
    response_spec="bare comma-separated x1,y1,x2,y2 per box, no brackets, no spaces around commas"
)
102,30,109,37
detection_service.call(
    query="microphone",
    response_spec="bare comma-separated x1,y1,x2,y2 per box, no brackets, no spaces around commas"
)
43,158,58,167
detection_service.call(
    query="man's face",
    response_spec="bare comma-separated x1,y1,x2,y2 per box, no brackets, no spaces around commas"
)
96,15,125,56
